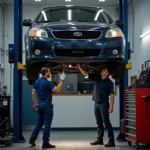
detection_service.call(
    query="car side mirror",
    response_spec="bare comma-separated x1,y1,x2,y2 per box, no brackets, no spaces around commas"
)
115,20,125,28
23,19,32,26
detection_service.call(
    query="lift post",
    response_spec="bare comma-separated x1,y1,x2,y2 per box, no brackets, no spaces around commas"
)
13,0,25,142
117,0,129,142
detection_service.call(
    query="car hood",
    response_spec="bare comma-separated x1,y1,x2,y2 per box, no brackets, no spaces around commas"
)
33,22,117,30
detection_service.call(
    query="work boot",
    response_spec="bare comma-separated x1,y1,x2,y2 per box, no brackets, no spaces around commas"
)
29,140,36,147
90,139,103,145
104,140,115,147
42,143,56,149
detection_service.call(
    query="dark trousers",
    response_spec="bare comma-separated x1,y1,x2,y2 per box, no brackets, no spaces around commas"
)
94,103,114,141
30,101,53,145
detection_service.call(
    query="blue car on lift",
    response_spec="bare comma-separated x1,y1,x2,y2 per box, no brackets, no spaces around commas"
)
23,5,125,85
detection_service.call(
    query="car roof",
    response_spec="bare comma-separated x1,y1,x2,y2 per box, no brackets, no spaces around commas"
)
41,5,103,10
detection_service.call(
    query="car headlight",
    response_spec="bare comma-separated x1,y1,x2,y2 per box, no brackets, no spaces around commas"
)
29,28,48,38
106,28,123,38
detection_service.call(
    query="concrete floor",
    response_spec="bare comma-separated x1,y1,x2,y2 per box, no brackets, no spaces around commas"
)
0,131,148,150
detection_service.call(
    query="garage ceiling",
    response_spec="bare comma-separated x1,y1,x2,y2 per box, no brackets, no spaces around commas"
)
2,0,119,6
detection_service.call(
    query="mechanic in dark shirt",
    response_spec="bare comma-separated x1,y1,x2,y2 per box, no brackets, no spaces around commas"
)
77,64,115,147
29,67,66,149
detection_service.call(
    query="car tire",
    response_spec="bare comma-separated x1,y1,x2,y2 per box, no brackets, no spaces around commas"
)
5,141,12,147
112,62,126,80
28,79,36,85
10,136,16,143
26,63,39,82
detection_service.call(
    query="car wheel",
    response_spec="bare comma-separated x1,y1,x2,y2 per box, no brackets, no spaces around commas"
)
5,141,12,147
11,136,16,143
128,141,132,146
26,63,39,80
112,62,126,80
28,79,36,85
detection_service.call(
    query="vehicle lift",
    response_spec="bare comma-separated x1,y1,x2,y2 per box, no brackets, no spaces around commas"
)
8,0,131,142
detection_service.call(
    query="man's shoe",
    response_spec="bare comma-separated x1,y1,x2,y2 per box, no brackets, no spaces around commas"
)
90,139,103,145
104,140,115,147
42,143,56,149
29,140,36,147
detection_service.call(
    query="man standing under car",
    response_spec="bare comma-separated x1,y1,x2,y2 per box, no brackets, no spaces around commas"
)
77,64,115,147
29,67,66,148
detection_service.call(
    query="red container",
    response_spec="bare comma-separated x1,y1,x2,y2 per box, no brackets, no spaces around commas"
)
125,88,150,145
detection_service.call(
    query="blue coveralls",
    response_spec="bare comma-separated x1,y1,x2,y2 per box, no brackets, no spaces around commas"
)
89,74,115,141
30,77,55,145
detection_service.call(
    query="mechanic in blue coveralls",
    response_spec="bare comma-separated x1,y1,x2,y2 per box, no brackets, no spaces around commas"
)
77,64,115,147
29,67,66,149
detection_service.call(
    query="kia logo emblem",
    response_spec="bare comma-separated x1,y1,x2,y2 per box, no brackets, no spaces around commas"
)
73,32,82,37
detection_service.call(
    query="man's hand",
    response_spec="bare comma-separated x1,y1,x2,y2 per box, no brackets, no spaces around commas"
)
33,103,38,110
49,68,52,74
109,106,114,113
76,64,81,68
76,64,88,77
109,94,114,113
48,68,52,81
60,70,66,81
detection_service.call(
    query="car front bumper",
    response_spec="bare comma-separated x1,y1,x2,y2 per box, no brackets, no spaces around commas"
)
26,36,125,64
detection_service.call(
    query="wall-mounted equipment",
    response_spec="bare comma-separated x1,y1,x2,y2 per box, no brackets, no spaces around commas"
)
8,47,14,64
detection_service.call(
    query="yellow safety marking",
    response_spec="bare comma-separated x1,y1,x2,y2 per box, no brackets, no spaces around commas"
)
17,62,26,70
126,62,132,70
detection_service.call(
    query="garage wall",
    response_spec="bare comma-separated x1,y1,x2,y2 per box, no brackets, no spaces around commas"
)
0,3,5,90
5,4,120,128
0,4,4,48
128,0,150,79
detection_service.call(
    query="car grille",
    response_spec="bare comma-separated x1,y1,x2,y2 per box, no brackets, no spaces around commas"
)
51,30,102,40
54,49,100,57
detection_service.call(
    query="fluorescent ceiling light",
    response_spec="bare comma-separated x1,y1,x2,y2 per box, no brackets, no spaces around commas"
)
65,0,71,2
41,11,48,21
94,10,104,21
66,5,73,7
140,30,150,38
68,9,72,21
35,0,41,2
68,22,75,25
99,0,105,2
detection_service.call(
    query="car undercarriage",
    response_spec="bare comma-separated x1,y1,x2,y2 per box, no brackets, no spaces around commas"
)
26,59,125,84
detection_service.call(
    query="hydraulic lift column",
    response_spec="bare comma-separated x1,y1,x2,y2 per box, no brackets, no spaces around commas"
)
117,0,129,141
13,0,25,142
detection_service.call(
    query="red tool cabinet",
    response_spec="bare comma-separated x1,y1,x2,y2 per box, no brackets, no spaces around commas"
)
125,87,150,146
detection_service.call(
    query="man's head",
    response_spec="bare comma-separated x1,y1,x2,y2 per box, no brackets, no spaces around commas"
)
41,67,51,78
100,67,110,78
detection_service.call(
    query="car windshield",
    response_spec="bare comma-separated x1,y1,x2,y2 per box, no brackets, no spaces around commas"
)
36,6,113,23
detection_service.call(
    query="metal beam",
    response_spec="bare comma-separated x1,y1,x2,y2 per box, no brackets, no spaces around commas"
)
13,0,25,142
117,0,129,142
